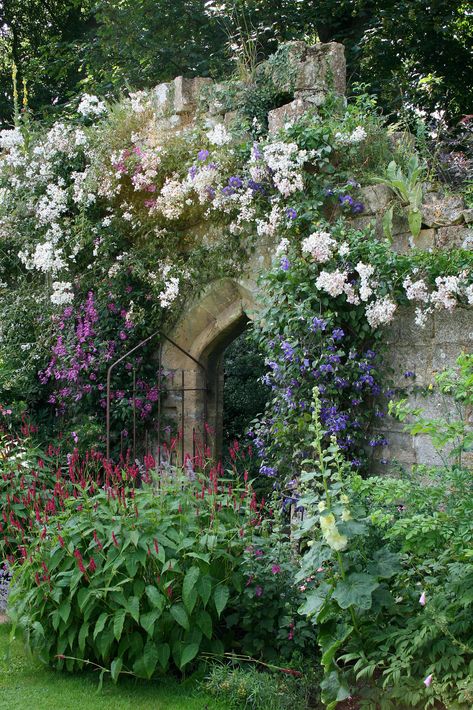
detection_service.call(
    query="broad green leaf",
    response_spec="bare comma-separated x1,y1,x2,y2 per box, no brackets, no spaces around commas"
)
170,604,190,631
382,206,393,241
182,566,200,614
78,622,89,652
319,623,352,671
143,640,158,679
96,626,114,658
51,610,61,632
93,613,108,640
196,609,212,639
157,642,170,669
58,600,71,624
408,208,422,238
77,588,91,611
213,585,229,618
133,579,145,598
113,609,126,641
197,576,212,607
140,609,162,636
180,642,199,669
127,596,140,623
320,670,350,709
145,585,164,610
110,657,122,683
299,582,331,619
367,548,401,579
332,573,379,610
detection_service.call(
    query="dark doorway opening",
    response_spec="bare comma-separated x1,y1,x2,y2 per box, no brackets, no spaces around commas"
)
222,328,268,457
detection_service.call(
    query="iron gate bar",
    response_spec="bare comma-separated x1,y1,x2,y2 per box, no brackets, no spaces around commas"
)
106,330,208,461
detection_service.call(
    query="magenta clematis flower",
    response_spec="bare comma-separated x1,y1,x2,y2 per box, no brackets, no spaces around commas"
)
271,564,281,575
423,674,433,687
419,591,426,606
255,586,263,597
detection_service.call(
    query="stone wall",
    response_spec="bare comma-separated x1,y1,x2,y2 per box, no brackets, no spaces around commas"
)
152,40,472,467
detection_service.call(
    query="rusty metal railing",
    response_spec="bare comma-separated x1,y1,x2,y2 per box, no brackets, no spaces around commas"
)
106,331,208,464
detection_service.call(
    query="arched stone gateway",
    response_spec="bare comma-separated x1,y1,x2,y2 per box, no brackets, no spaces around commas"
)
146,39,471,469
161,278,257,460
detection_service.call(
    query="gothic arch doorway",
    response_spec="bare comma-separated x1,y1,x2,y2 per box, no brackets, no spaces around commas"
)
161,278,257,460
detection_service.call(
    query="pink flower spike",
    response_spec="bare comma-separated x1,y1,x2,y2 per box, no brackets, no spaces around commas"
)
423,674,433,687
419,591,426,606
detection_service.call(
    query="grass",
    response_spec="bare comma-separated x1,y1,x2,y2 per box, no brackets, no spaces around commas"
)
0,623,229,710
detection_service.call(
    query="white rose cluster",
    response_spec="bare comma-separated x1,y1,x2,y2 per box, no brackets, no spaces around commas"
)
335,126,367,145
301,231,336,263
50,281,74,306
77,94,107,118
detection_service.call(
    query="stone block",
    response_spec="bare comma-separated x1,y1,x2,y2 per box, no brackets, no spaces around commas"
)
391,210,410,236
173,76,196,114
385,307,434,344
462,451,473,470
384,346,434,387
421,193,464,227
154,82,173,113
347,215,374,232
390,232,413,254
462,208,473,224
359,184,393,215
224,111,238,127
435,225,472,249
295,42,346,96
432,344,472,373
392,228,436,253
261,41,308,93
413,435,446,466
433,308,473,346
409,391,459,423
373,430,416,466
268,98,311,133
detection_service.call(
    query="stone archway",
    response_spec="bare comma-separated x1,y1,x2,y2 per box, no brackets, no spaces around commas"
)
161,278,257,460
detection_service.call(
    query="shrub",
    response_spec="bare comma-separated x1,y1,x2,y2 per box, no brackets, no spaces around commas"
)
0,433,145,563
225,527,316,662
8,466,260,679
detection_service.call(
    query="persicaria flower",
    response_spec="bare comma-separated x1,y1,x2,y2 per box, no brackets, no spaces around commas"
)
255,585,263,597
88,558,97,573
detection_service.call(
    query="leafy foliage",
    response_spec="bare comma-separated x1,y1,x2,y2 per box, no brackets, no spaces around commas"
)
295,357,473,708
8,465,260,678
1,1,472,126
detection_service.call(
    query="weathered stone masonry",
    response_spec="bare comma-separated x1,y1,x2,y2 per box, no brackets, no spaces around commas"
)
152,41,472,466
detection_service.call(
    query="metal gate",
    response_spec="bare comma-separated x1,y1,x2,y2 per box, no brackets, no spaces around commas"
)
105,330,209,467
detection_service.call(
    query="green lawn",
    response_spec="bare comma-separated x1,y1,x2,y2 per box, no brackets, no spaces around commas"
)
0,624,228,710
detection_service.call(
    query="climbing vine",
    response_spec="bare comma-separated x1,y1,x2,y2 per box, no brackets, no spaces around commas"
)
0,81,471,453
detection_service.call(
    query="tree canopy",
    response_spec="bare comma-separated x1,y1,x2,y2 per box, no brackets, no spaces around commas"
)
0,0,472,124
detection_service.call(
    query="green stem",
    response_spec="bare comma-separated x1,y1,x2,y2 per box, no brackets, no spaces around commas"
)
336,551,359,634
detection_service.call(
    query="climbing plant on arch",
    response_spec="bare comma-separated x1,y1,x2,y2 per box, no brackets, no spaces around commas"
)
0,54,471,466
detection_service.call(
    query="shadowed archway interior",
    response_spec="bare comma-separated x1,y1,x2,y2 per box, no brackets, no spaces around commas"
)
160,278,257,461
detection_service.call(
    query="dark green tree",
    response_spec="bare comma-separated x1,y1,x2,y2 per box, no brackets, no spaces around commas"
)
0,1,471,125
